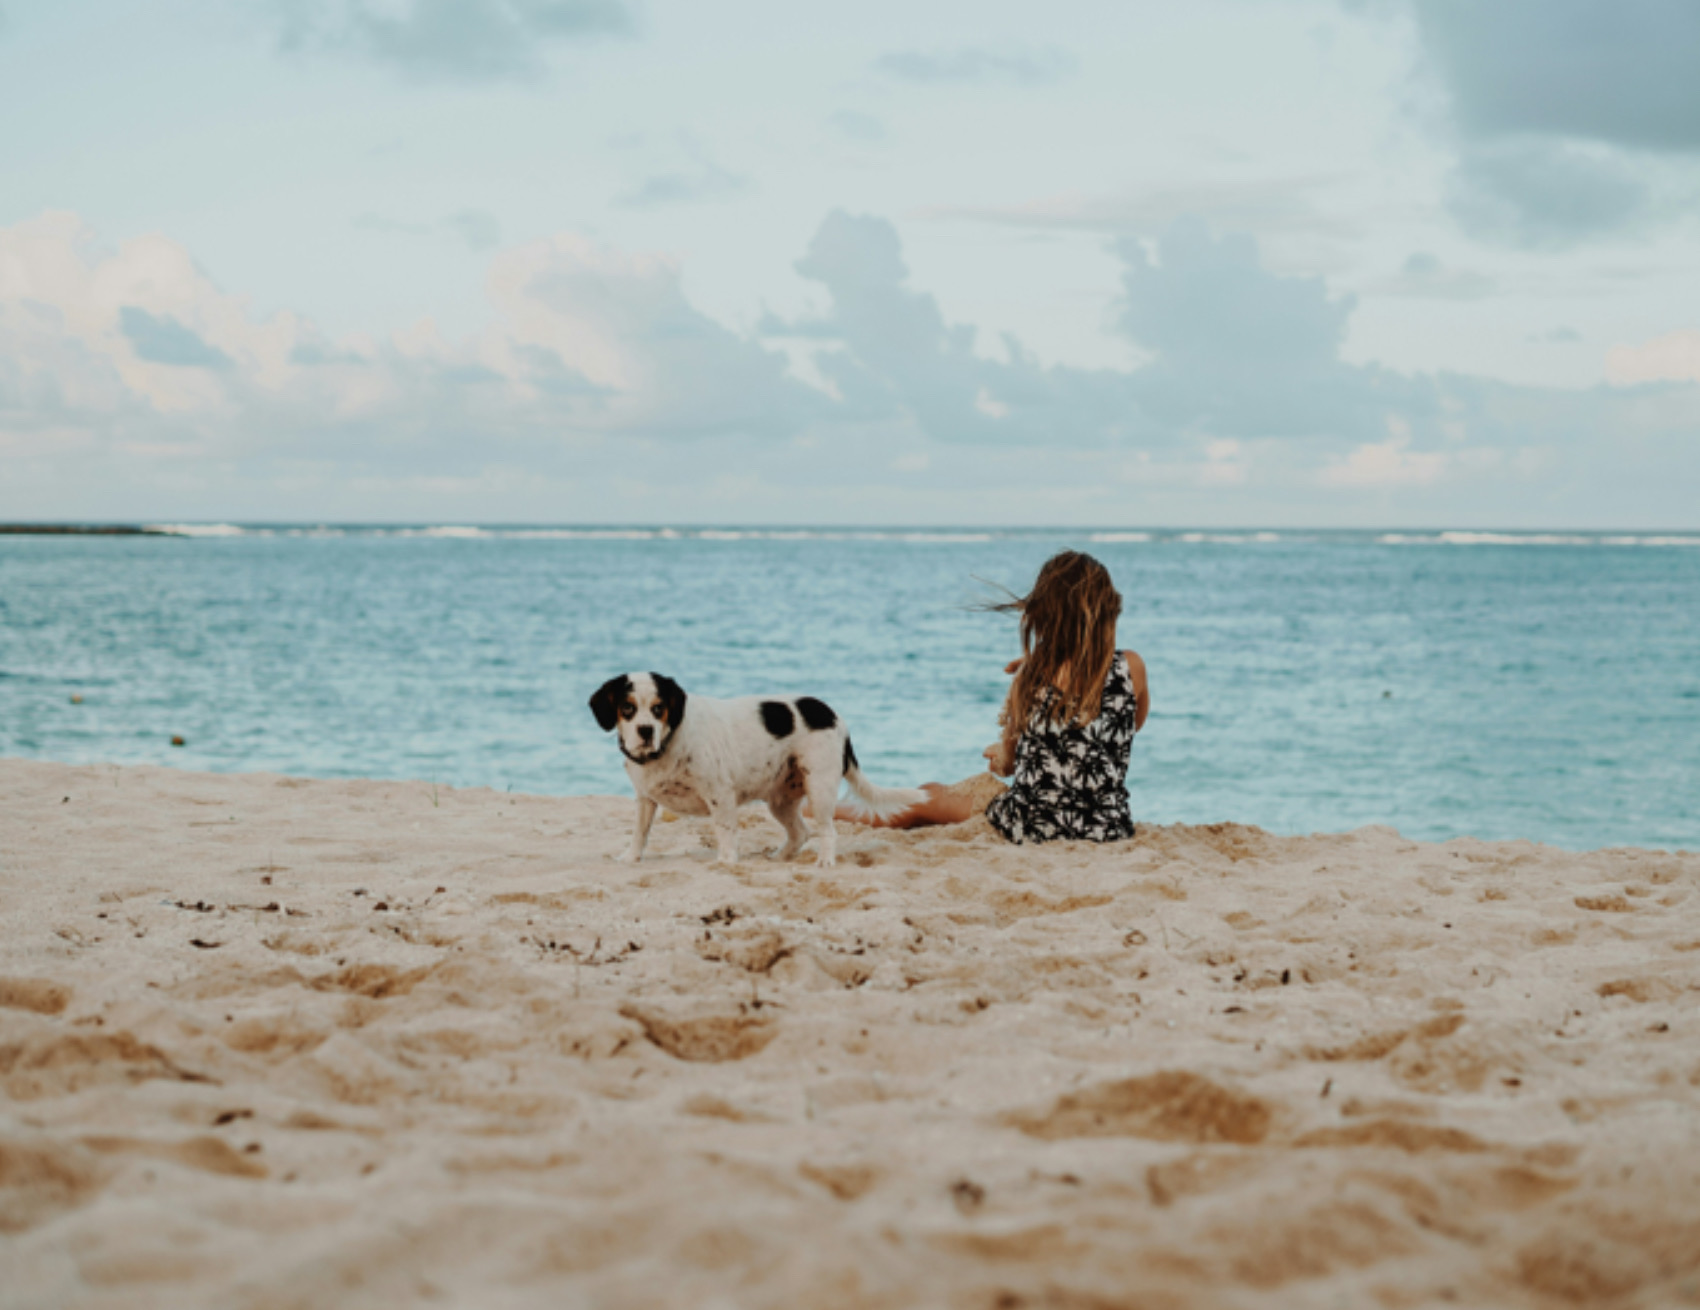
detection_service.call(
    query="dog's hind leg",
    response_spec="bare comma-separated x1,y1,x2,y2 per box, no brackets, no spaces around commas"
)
620,796,658,862
769,794,809,861
805,769,840,869
704,790,740,867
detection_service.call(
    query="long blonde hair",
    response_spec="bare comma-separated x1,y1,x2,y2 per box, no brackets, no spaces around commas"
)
991,551,1122,736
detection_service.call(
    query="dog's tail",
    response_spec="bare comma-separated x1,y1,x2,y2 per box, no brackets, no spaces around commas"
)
839,738,929,819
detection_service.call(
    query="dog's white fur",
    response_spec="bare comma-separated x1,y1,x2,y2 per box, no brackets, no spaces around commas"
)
590,672,926,869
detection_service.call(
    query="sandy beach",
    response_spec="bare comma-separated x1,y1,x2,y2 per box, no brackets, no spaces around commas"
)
3,757,1698,1309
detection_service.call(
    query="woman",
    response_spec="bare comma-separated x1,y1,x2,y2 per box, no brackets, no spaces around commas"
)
844,550,1149,840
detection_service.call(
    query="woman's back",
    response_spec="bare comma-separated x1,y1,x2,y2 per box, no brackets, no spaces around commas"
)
986,651,1140,844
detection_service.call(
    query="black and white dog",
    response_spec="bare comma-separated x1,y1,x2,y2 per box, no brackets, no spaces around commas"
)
589,672,926,869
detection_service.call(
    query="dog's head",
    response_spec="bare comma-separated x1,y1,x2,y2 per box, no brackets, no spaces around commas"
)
589,671,688,765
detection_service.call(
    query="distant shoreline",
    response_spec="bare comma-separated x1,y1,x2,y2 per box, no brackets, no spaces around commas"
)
5,523,1699,542
0,524,166,536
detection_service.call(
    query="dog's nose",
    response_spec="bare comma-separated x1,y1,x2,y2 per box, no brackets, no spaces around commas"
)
637,725,654,743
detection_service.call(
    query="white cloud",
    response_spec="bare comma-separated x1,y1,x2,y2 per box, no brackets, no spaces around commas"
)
1406,2,1700,247
273,0,636,83
873,45,1076,87
1321,433,1449,488
1374,251,1496,301
1605,329,1700,385
0,211,817,484
4,209,1699,526
914,175,1355,242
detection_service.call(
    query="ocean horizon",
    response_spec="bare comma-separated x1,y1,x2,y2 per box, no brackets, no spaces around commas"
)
5,523,1697,853
13,522,1700,546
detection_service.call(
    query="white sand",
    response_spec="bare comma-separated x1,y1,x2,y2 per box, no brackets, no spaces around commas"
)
3,758,1698,1309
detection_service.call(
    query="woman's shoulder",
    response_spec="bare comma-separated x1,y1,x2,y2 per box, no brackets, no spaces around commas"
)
1119,649,1145,677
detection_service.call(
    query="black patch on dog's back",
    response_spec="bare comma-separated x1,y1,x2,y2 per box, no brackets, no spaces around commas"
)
796,696,837,731
843,736,858,775
589,675,632,731
760,701,795,738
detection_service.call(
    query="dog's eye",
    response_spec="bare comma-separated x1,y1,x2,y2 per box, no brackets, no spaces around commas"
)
619,702,636,719
652,703,666,720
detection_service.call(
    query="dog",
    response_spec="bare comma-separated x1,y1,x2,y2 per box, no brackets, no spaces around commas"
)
589,672,927,868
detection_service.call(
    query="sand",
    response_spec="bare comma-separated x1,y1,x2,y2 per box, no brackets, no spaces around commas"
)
2,758,1698,1309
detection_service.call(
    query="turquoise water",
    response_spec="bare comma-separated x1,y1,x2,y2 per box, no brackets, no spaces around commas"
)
3,526,1697,851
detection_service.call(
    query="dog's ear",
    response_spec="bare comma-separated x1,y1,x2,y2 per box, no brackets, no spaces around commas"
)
589,675,631,732
651,672,687,728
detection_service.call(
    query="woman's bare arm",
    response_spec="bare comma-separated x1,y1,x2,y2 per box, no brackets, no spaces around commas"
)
1124,649,1150,731
971,655,1021,776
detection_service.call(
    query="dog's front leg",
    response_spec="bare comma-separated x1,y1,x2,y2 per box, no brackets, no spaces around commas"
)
620,796,658,862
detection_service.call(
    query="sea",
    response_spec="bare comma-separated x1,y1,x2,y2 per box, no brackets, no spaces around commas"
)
3,525,1697,852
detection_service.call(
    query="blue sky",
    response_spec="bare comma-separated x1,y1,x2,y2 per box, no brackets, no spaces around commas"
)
2,0,1697,526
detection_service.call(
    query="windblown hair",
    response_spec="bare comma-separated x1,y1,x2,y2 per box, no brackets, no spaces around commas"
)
990,551,1122,740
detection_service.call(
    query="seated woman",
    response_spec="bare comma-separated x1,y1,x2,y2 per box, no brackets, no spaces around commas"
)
841,550,1149,840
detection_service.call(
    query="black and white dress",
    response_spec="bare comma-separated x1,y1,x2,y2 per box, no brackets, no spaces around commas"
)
986,653,1138,845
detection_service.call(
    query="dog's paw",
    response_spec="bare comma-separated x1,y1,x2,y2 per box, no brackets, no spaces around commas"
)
614,849,642,864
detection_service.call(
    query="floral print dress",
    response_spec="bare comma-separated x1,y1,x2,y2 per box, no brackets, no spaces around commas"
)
986,653,1138,844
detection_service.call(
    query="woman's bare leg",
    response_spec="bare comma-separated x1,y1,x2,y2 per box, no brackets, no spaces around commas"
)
829,782,975,830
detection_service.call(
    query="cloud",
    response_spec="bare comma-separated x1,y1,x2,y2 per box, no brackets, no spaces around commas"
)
288,339,370,366
1529,326,1583,345
1606,329,1700,384
1320,422,1449,487
1444,138,1654,248
494,233,819,437
1117,221,1351,375
1414,0,1700,152
763,212,1410,453
1404,2,1700,247
873,45,1076,87
0,210,817,491
5,209,1697,525
766,210,1134,447
614,134,750,209
1373,251,1495,300
273,0,635,82
764,213,1454,462
913,175,1356,241
445,209,501,250
1112,217,1396,441
356,209,503,249
615,163,749,209
826,110,888,144
119,308,234,369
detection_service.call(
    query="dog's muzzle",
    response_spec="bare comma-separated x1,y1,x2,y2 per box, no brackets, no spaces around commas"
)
620,732,669,765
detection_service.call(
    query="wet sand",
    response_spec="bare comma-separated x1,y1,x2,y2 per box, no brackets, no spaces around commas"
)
3,758,1698,1308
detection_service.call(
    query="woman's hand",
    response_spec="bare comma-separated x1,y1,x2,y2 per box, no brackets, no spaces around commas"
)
983,738,1014,777
1004,657,1023,675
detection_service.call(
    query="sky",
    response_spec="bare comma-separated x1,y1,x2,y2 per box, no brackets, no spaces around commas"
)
1,0,1698,527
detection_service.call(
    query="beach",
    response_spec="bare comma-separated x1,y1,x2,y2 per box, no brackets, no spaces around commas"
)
3,758,1697,1308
